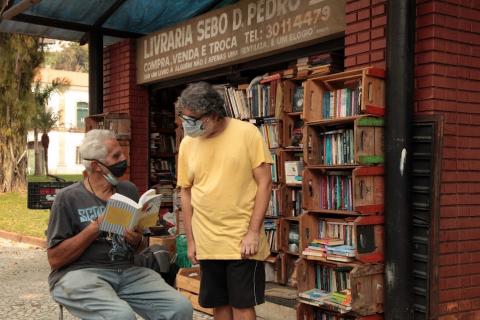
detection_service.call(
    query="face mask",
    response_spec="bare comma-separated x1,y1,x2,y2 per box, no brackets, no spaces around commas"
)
85,159,128,186
182,118,206,137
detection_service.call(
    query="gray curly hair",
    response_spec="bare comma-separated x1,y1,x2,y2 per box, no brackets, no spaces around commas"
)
79,129,116,173
175,82,226,118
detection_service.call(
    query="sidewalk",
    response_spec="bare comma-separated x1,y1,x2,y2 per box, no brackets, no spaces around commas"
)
0,236,212,319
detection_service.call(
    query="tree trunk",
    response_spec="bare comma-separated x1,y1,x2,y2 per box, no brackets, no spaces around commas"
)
34,128,42,175
0,133,27,192
41,132,50,176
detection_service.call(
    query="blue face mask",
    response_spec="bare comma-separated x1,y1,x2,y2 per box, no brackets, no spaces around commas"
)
182,117,206,137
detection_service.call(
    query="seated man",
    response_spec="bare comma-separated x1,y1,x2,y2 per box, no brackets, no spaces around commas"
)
47,129,192,320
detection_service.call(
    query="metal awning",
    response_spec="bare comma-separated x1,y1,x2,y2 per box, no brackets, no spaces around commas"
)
0,0,238,45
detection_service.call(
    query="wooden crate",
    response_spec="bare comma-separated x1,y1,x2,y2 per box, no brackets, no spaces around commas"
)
302,166,384,215
300,214,384,264
303,67,385,123
303,116,384,167
85,112,131,140
297,302,384,320
296,259,384,316
176,267,213,315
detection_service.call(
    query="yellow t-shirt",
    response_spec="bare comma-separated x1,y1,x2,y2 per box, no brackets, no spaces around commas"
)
177,118,273,260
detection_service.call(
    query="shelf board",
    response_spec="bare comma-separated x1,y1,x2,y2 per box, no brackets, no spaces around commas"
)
286,111,302,116
150,128,175,134
283,216,300,222
285,250,300,256
306,164,357,170
283,147,303,152
150,152,177,158
285,183,302,187
307,209,360,216
306,116,361,127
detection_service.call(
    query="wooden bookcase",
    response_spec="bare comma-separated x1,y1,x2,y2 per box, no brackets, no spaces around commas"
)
162,64,385,319
303,116,384,167
85,112,131,140
303,67,385,123
296,67,385,319
296,259,384,316
302,166,384,215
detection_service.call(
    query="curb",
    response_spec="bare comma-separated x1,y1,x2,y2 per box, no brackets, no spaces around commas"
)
0,230,46,248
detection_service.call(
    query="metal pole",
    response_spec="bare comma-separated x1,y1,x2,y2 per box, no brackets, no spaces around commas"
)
385,0,415,319
88,31,103,115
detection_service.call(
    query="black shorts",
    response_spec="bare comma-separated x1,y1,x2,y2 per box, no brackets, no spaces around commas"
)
198,259,265,308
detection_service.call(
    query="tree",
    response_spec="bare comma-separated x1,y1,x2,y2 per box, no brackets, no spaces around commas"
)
32,78,69,176
45,42,88,72
0,33,43,192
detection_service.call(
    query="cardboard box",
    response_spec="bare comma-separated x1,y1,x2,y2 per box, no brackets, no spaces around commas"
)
149,235,176,258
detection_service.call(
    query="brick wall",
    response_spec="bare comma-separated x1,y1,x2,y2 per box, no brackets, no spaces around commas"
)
103,39,149,192
345,0,387,70
347,0,480,318
416,1,480,319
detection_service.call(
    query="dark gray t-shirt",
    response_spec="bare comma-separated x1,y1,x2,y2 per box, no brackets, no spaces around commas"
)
47,181,139,291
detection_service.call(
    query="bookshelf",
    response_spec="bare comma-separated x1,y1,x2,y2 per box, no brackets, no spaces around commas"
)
149,89,182,236
297,67,385,319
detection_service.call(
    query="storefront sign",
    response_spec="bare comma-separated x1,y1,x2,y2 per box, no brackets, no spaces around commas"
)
136,0,345,84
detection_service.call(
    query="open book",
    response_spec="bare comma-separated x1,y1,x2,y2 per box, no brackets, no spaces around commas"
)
100,189,162,236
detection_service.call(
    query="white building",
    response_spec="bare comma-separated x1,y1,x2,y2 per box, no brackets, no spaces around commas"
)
28,68,88,175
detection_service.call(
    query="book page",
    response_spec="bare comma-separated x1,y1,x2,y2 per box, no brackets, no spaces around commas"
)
135,193,162,230
138,189,157,207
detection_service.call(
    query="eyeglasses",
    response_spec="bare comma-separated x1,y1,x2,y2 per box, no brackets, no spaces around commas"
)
177,112,209,126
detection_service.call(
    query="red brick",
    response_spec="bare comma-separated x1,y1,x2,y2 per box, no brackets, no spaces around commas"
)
345,12,358,24
356,30,370,42
356,52,370,65
440,277,461,290
371,3,384,16
459,229,480,240
371,49,384,62
440,216,458,231
417,2,435,15
371,27,385,39
357,8,370,20
346,42,371,56
346,19,371,33
371,15,386,28
441,207,459,218
345,34,357,45
440,240,459,253
439,288,461,302
346,0,371,13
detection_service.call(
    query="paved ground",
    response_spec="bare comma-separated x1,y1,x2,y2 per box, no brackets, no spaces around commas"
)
0,237,212,320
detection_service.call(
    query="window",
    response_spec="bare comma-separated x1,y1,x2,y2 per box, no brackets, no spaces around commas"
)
76,102,88,129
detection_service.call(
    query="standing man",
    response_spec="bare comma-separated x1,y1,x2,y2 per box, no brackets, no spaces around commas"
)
176,82,273,320
47,129,192,320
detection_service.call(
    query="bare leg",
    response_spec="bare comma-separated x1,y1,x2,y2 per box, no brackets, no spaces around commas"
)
214,305,233,320
232,306,256,320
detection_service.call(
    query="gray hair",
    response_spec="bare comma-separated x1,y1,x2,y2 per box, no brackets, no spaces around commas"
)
175,82,226,117
79,129,116,172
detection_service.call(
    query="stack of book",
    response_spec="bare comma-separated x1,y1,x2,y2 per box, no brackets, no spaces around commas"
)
302,237,356,263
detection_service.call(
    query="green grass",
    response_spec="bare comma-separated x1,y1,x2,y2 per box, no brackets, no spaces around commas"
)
0,175,83,238
27,174,83,182
0,192,51,238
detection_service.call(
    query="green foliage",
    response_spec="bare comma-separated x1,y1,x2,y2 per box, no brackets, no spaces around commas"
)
0,33,43,192
45,42,89,72
32,77,70,133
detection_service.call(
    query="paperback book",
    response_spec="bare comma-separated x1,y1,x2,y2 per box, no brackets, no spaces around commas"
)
100,189,162,236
